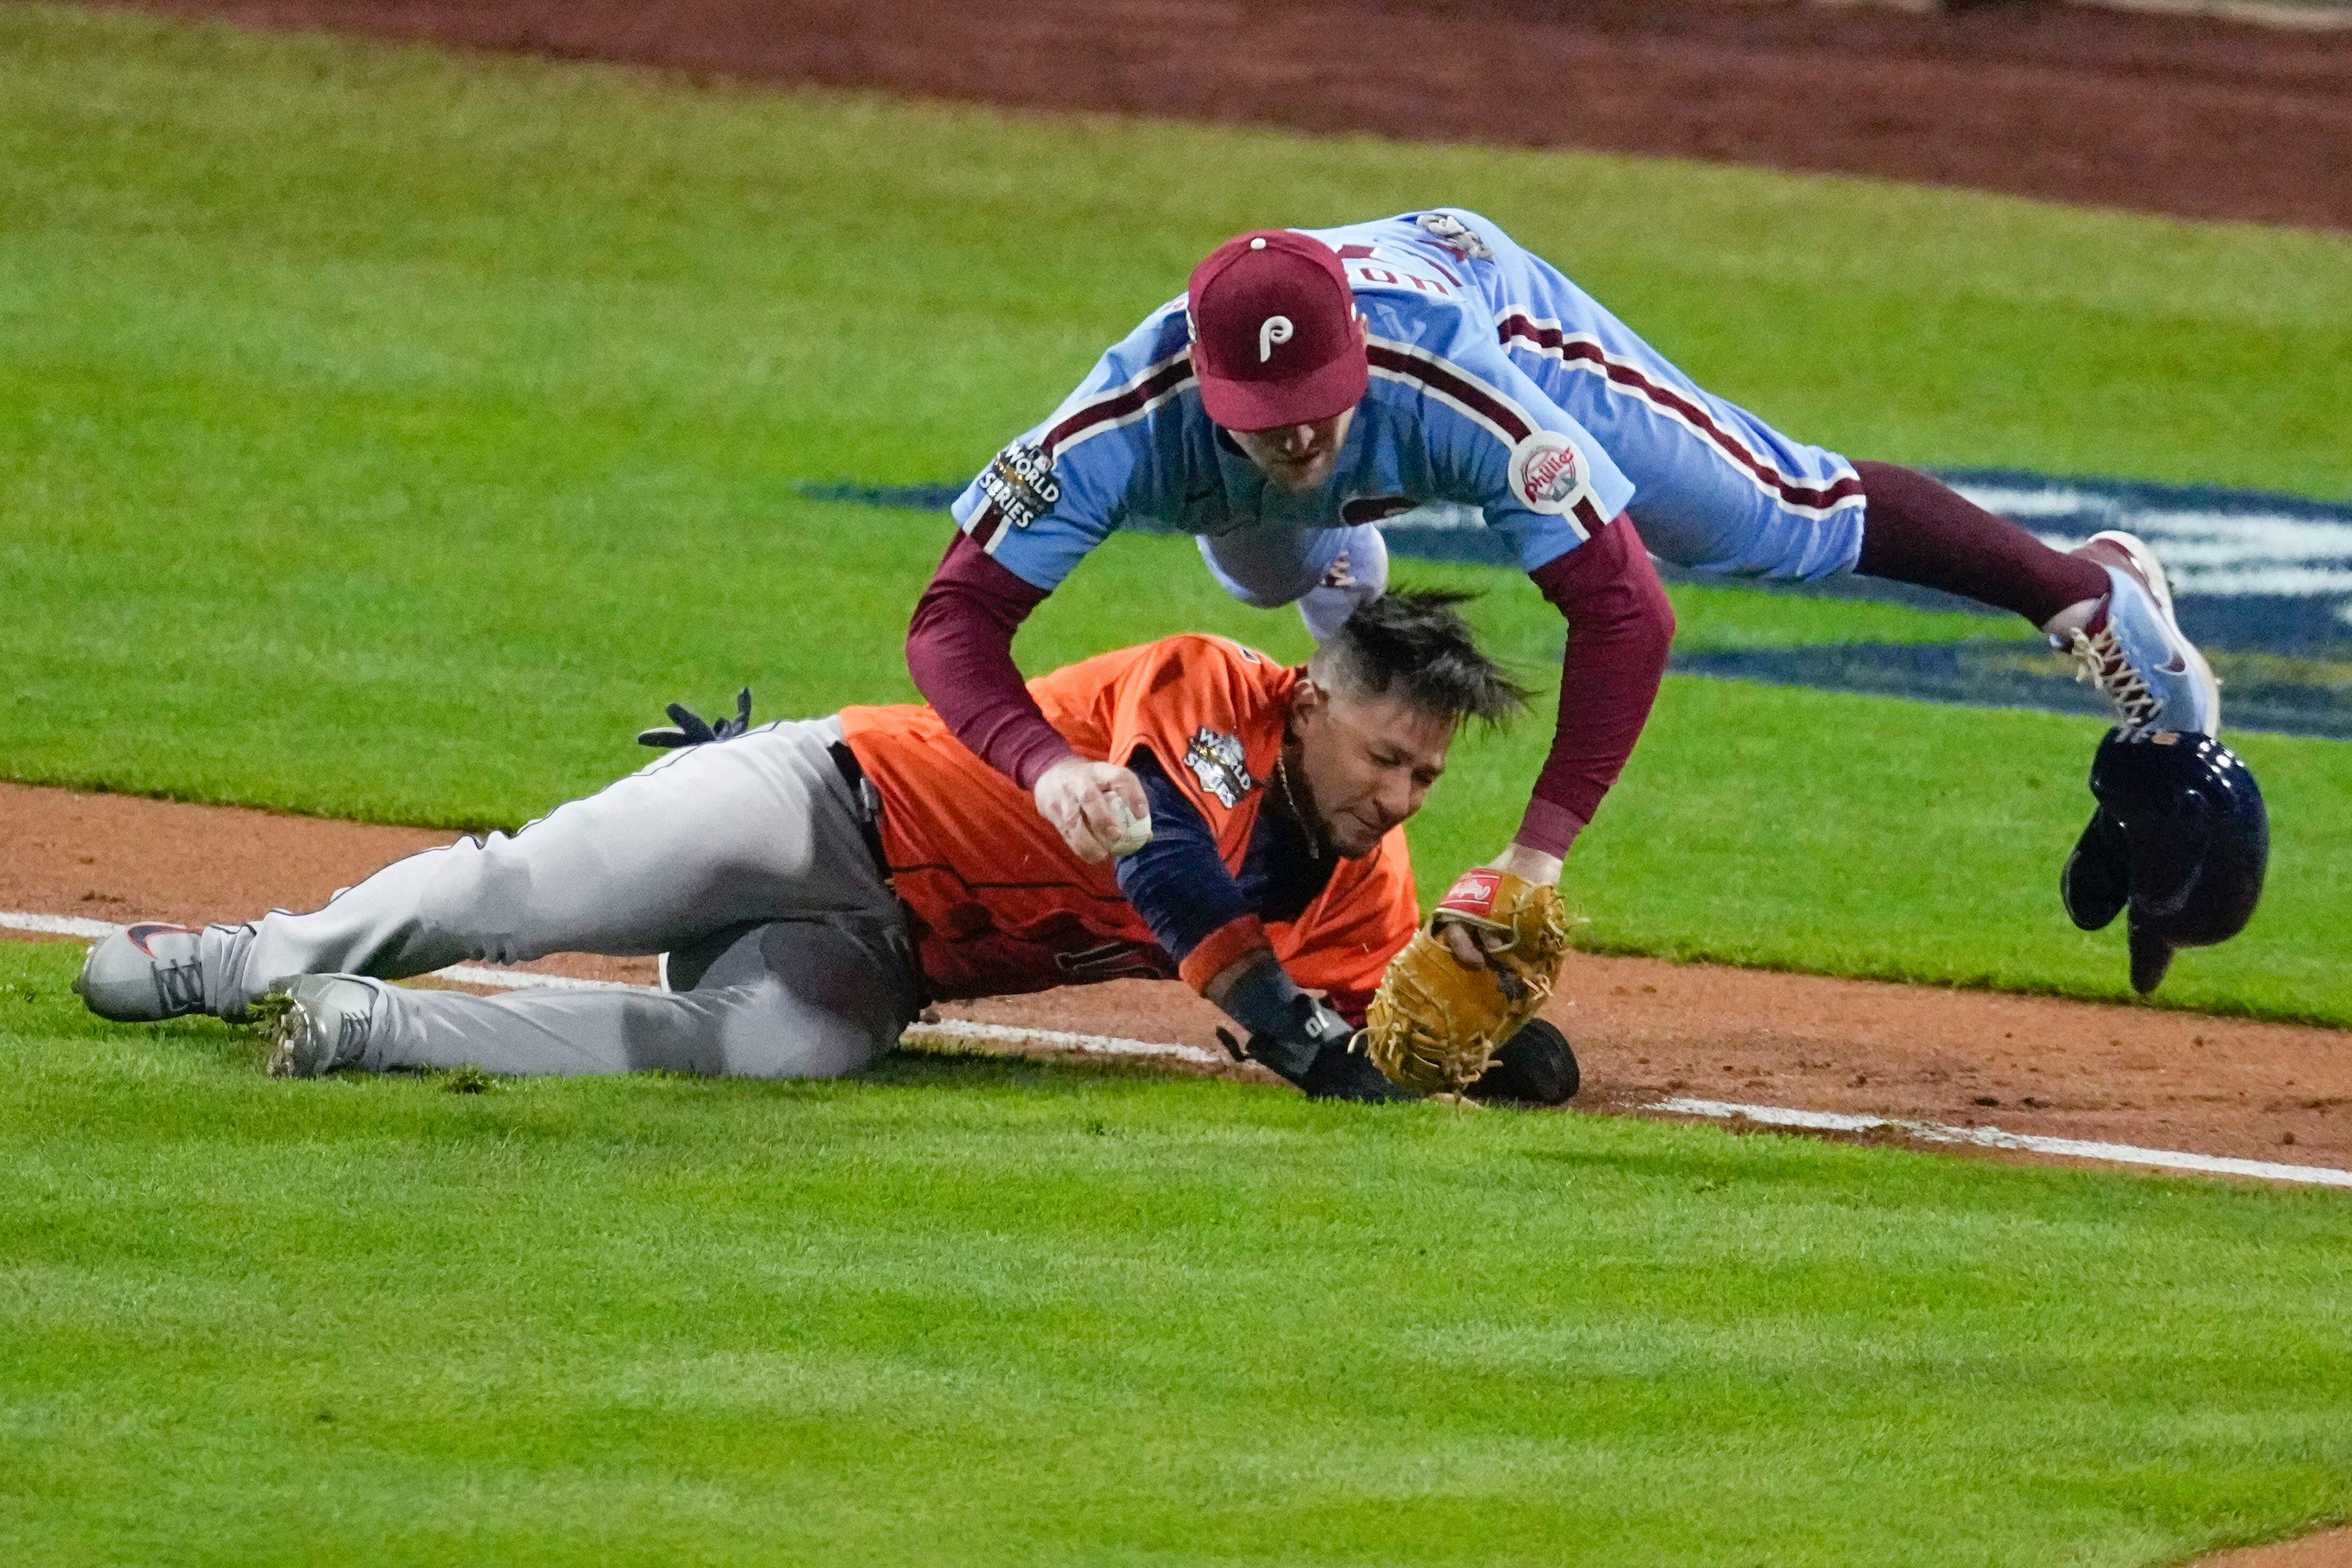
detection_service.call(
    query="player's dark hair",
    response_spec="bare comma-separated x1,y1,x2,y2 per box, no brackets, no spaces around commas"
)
1312,588,1535,728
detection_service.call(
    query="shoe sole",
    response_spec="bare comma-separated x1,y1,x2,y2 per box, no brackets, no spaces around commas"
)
261,994,314,1077
2085,529,2221,734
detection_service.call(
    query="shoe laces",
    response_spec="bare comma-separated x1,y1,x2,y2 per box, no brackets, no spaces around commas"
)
333,1008,373,1065
154,958,204,1015
2062,621,2162,734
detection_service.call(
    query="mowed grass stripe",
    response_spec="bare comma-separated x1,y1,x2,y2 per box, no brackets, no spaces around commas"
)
1,3,2346,1020
3,939,2350,1566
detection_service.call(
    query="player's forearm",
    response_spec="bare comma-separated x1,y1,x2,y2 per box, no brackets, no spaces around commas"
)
1517,516,1675,858
905,532,1076,789
1114,753,1266,989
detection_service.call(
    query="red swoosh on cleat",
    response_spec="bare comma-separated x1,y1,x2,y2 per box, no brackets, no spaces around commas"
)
126,923,191,956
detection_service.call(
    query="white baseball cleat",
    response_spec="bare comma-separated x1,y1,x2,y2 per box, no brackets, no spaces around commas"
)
2048,530,2221,737
74,923,211,1022
262,975,388,1078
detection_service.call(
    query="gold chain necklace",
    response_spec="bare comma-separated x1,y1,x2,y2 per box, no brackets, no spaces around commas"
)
1272,748,1323,861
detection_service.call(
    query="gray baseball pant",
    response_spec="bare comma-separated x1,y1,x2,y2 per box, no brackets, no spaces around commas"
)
196,717,922,1078
1198,521,1389,642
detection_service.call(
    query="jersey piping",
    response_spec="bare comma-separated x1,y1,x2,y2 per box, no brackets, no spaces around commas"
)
966,344,1198,556
1366,333,1607,539
1043,346,1198,458
1493,309,1864,520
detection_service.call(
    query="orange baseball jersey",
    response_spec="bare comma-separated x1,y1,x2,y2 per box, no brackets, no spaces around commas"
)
838,634,1418,1016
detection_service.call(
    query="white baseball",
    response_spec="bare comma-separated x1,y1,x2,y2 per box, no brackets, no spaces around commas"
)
1104,794,1154,858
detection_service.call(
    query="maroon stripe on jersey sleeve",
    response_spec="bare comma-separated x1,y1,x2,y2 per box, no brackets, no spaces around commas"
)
1041,355,1197,456
965,500,1006,553
1367,342,1532,443
1497,314,1863,513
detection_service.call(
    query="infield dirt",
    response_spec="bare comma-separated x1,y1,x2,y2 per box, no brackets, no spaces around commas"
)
13,778,2350,1177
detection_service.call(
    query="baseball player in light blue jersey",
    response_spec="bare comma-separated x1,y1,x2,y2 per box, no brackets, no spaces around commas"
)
909,208,2219,981
957,209,1864,628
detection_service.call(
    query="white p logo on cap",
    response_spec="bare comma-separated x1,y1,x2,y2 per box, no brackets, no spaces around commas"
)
1258,315,1294,363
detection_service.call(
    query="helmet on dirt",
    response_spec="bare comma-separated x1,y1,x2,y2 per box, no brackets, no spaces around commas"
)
2061,729,2268,994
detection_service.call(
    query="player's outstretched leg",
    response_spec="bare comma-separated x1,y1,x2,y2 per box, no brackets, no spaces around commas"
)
76,717,893,1024
1465,218,2219,736
1197,522,1387,642
1852,463,2220,735
263,918,919,1079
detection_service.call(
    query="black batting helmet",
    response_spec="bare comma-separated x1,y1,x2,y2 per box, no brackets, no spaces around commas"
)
2061,729,2268,994
1468,1018,1580,1106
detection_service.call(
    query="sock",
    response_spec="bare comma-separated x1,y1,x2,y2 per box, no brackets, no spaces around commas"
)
1853,461,2110,627
2040,593,2110,641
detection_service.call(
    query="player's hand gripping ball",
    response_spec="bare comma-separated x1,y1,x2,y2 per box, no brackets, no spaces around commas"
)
1033,757,1153,863
1365,869,1571,1094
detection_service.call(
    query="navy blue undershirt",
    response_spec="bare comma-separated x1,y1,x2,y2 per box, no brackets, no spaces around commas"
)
1113,748,1336,965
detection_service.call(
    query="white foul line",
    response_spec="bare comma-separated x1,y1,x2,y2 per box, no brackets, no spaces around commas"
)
426,965,1220,1063
1,911,127,940
1656,1097,2352,1190
895,1016,1226,1068
6,910,2343,1187
436,963,640,993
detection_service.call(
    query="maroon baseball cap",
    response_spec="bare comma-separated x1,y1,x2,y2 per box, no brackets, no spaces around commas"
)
1185,231,1368,432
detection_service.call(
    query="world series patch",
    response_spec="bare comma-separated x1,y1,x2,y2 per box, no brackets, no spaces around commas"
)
1181,726,1255,809
1415,211,1493,262
975,440,1060,530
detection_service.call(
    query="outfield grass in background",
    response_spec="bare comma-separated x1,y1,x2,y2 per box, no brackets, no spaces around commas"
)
3,2,2349,1022
3,939,2350,1567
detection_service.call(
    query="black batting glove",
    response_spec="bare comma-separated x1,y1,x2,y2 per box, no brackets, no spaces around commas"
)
1217,993,1410,1103
1296,1040,1412,1103
638,687,754,749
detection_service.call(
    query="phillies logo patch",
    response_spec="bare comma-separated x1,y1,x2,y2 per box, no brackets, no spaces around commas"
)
1507,431,1587,515
1181,726,1255,810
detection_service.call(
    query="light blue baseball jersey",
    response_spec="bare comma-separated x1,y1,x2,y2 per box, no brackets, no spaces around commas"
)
952,218,1636,592
953,209,1867,592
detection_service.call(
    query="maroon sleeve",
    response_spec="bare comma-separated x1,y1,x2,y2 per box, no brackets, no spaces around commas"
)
904,532,1078,789
1514,516,1676,856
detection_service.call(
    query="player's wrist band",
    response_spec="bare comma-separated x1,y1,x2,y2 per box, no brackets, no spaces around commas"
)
1217,957,1353,1080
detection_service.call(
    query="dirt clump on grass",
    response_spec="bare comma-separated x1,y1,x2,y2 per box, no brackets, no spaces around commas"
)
95,0,2352,232
9,779,2350,1178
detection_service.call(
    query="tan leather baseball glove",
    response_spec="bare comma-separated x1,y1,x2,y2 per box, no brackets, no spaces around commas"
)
1365,868,1571,1095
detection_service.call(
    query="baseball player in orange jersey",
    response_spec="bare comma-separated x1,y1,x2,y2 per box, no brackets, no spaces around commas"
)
75,593,1540,1101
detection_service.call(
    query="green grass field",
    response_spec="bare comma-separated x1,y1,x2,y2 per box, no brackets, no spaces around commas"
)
6,939,2351,1567
5,10,2352,1560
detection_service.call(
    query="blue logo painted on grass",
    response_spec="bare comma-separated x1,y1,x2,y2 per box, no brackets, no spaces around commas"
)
802,470,2352,652
1940,470,2352,654
802,470,2352,734
1671,640,2352,740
